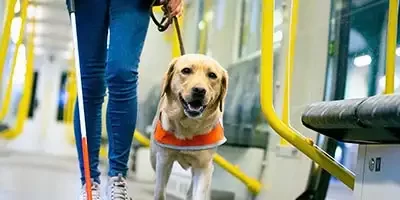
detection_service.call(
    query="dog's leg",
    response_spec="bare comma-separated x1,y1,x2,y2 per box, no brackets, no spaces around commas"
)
186,169,194,200
150,142,157,171
191,162,214,200
154,153,173,200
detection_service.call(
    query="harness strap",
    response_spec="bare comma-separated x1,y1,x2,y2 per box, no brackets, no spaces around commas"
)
154,118,226,150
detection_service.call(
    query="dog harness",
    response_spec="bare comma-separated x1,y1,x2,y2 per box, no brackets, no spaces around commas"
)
154,118,227,150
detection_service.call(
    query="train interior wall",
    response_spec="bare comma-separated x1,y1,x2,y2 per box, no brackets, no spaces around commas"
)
2,0,399,200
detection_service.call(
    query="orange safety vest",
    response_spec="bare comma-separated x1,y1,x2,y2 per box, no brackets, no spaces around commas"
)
154,118,226,150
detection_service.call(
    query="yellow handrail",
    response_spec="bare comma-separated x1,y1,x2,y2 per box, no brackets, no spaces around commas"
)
384,0,398,94
260,0,355,190
64,71,71,122
69,75,77,122
68,56,77,124
64,69,76,123
0,0,18,86
1,2,35,139
0,0,29,120
279,0,299,146
64,55,77,145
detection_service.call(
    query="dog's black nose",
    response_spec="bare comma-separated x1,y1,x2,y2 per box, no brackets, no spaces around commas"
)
192,87,206,97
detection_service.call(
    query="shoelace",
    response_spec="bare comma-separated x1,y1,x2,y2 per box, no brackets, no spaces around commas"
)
81,185,101,200
110,175,129,200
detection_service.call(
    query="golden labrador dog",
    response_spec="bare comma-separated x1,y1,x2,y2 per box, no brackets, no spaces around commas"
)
150,53,229,200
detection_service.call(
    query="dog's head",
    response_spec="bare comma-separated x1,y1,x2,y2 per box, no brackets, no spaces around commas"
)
160,54,228,119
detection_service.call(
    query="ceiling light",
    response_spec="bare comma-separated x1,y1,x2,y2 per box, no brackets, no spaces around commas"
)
396,47,400,56
13,44,27,85
274,31,283,43
11,17,22,44
274,10,283,27
27,5,42,19
205,11,214,22
60,49,73,60
198,20,205,30
14,0,21,13
34,46,46,55
353,55,371,67
26,22,44,34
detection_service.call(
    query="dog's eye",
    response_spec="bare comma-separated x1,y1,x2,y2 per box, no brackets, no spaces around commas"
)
181,67,192,74
208,72,217,79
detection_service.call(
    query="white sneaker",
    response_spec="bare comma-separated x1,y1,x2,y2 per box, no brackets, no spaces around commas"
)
106,173,132,200
79,180,102,200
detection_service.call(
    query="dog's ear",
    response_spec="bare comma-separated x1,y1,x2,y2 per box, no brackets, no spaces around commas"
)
160,58,178,97
217,70,229,112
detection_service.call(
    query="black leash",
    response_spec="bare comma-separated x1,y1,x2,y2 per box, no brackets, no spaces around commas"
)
150,0,185,55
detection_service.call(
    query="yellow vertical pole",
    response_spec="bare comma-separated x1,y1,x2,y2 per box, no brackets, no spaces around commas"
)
384,0,398,94
4,3,35,138
69,71,77,123
0,0,18,84
64,74,71,122
260,0,355,189
64,67,76,124
280,0,299,146
0,0,29,120
65,55,77,144
68,56,77,123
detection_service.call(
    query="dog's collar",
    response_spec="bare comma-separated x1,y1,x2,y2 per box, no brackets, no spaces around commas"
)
154,117,226,151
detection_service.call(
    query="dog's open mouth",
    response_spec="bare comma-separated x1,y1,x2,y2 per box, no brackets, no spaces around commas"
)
179,94,206,117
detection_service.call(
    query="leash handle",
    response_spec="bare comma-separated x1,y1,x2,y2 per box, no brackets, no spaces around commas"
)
150,0,185,56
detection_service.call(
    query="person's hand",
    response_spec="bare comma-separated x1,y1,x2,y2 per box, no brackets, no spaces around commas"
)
167,0,184,17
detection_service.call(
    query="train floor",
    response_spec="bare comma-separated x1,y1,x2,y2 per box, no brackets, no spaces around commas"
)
0,150,353,200
0,150,158,200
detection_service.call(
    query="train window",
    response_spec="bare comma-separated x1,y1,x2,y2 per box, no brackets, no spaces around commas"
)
56,71,68,121
321,1,393,199
238,0,261,58
222,55,268,148
28,71,39,118
374,3,400,95
196,0,230,55
238,0,283,58
342,1,394,97
222,52,284,149
196,0,211,54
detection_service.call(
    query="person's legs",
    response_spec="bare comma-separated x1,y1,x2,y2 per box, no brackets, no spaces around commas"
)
105,0,150,198
106,0,150,178
68,0,109,186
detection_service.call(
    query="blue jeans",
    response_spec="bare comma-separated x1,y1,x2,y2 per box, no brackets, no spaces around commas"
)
66,0,150,184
